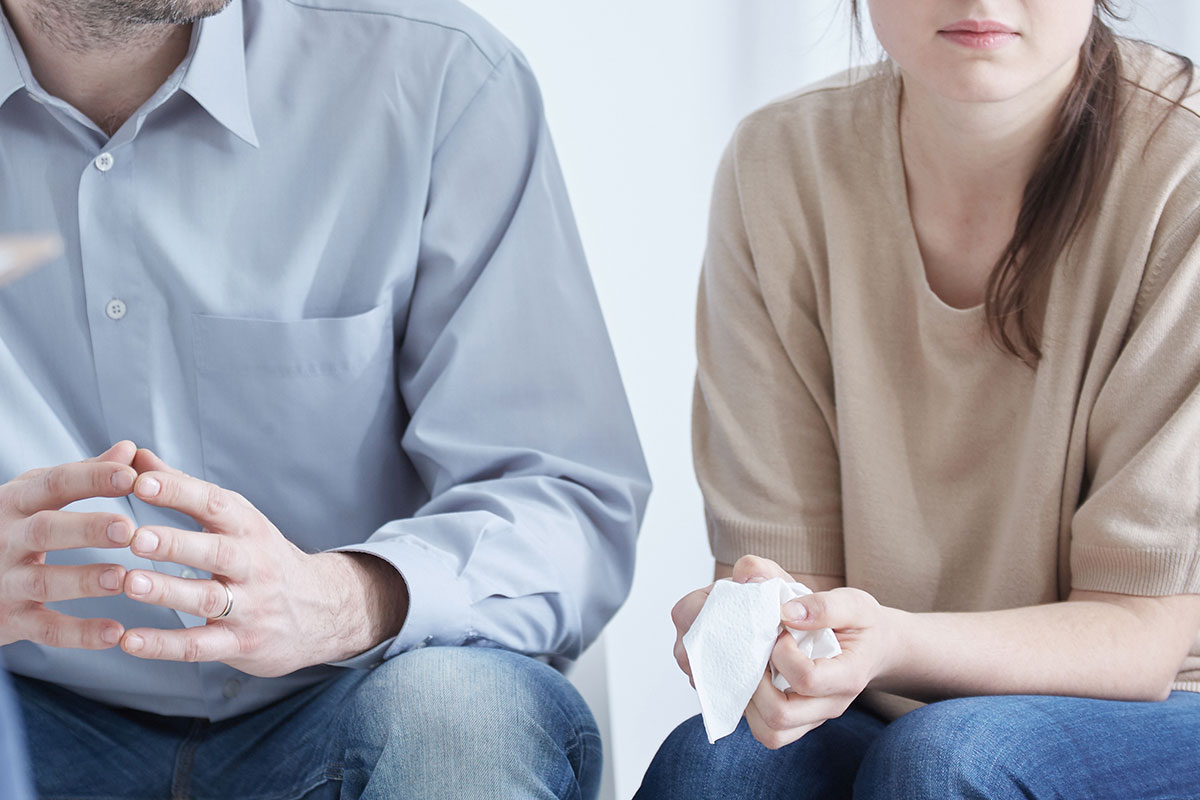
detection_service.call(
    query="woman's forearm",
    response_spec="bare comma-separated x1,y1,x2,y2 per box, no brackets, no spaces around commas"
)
874,590,1200,703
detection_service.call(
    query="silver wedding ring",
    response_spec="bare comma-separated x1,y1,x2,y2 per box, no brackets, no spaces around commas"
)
210,581,234,620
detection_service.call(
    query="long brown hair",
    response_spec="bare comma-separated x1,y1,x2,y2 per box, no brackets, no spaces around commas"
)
852,2,1190,363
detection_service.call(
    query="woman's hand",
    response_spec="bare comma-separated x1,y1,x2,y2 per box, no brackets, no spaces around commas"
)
670,555,796,685
674,554,900,750
748,576,899,749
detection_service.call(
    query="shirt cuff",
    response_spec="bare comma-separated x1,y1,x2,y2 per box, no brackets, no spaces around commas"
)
331,535,475,658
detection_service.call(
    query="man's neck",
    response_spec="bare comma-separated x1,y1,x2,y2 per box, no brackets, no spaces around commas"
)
2,0,191,135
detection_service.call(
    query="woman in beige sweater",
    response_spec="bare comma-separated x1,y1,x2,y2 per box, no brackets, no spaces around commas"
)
637,1,1200,797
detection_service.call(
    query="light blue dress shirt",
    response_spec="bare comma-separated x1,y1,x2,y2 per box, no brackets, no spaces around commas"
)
0,0,649,720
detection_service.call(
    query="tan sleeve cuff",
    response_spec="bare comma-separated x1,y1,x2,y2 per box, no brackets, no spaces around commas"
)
707,510,844,576
1071,545,1200,596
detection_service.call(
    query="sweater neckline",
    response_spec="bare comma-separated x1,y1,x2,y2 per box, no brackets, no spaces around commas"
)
884,77,988,321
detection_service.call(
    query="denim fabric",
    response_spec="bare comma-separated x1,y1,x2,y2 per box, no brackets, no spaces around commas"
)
0,665,33,800
636,692,1200,799
635,710,885,800
16,647,600,800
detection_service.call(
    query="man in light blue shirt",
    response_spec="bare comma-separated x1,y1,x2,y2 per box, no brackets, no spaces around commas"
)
0,0,650,794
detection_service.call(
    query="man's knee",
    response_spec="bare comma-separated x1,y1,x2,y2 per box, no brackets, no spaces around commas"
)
339,646,600,799
854,697,1041,800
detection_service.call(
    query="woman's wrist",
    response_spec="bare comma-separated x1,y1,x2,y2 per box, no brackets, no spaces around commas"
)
872,604,915,686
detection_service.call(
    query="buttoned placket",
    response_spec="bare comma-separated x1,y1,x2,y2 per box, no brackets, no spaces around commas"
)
73,120,249,715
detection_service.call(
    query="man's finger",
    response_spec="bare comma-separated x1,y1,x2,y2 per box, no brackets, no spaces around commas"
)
14,461,137,516
121,624,239,664
21,510,134,553
124,571,237,620
129,526,244,580
21,608,123,650
85,441,138,466
6,563,126,603
13,442,136,484
130,448,186,477
132,472,242,532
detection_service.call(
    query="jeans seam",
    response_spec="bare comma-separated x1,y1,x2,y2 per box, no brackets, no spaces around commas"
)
251,773,337,800
170,719,208,800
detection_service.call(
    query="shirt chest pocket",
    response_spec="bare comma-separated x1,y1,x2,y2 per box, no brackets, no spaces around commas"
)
190,302,405,549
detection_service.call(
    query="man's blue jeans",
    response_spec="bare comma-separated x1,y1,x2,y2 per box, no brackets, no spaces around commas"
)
0,663,33,800
636,692,1200,799
15,646,601,799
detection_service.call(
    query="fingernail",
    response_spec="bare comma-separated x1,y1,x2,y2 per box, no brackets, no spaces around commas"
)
132,530,158,554
101,627,121,645
106,522,129,544
135,477,160,498
99,569,120,591
111,470,133,492
124,634,144,652
783,599,808,622
129,574,152,595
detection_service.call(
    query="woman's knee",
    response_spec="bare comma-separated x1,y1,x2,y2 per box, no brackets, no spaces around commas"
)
854,697,1042,800
637,711,883,800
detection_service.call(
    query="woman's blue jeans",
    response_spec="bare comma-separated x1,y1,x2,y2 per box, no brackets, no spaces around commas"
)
636,692,1200,799
15,646,601,799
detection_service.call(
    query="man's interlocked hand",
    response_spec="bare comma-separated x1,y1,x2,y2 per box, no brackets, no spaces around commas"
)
118,448,407,676
0,442,137,649
0,444,408,677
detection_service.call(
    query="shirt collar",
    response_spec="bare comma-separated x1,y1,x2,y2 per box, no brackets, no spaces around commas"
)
181,0,259,148
0,0,258,147
0,10,27,107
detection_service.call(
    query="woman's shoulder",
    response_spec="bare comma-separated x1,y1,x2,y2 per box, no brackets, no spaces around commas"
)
1090,42,1200,333
1108,41,1200,229
730,64,895,168
1117,39,1200,146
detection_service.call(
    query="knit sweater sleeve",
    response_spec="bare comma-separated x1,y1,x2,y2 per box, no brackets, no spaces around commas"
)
691,130,844,576
1071,200,1200,596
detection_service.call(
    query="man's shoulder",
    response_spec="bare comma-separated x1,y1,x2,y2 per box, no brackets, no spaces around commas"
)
265,0,513,67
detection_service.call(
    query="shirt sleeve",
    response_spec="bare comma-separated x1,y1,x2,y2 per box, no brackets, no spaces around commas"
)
1070,203,1200,596
336,49,650,662
692,132,844,576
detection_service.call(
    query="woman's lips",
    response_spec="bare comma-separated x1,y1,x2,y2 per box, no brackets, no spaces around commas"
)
939,29,1019,49
939,20,1019,50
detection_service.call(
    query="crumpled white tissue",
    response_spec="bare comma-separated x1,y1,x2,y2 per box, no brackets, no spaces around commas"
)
683,578,842,743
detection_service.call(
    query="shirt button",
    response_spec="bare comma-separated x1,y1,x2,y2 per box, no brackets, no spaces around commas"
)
180,568,198,580
94,152,114,172
222,679,241,699
105,299,126,320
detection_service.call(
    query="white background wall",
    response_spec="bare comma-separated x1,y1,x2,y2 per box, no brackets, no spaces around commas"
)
458,3,1199,798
